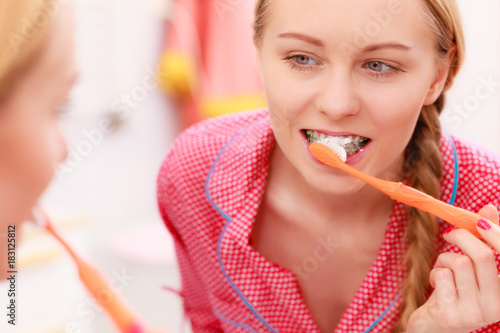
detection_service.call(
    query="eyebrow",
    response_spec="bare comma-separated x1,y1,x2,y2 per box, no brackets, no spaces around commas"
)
277,32,324,47
362,43,414,52
277,32,413,52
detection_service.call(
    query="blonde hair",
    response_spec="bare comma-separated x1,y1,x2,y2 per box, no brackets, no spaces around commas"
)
253,0,465,331
0,0,57,102
398,1,464,331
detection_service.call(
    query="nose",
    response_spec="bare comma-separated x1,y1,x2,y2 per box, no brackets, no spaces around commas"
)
56,127,69,163
315,68,361,120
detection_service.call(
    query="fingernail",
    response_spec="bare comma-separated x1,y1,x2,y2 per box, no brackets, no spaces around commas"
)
443,228,453,234
477,218,492,231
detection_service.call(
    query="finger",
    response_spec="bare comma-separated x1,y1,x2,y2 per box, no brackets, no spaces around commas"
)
430,267,458,306
445,227,500,296
433,252,479,301
478,204,499,225
431,252,461,289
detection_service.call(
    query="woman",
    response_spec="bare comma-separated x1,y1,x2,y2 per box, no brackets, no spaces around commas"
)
157,0,500,332
0,0,76,280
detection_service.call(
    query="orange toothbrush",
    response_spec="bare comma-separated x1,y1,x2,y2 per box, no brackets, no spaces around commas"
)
33,207,150,333
309,142,496,239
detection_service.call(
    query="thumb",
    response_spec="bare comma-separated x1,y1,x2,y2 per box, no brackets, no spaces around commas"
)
478,204,499,225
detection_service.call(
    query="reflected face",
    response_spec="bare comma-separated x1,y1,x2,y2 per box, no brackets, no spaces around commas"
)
258,0,448,195
0,3,77,224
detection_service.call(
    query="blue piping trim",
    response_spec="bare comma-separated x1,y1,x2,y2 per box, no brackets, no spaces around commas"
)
363,291,402,333
214,309,258,333
445,132,459,206
205,117,264,221
206,118,279,333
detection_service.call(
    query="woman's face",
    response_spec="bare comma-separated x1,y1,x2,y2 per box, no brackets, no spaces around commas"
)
0,4,76,225
259,0,451,195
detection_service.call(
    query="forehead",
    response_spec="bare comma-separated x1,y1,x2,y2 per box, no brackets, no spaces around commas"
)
34,3,76,82
264,0,433,50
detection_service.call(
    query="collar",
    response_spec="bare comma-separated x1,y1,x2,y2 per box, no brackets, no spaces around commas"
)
206,112,306,332
205,111,274,245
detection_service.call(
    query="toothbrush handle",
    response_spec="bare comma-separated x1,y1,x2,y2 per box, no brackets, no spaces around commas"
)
74,256,143,333
308,143,491,239
330,156,489,238
377,181,486,238
45,224,144,333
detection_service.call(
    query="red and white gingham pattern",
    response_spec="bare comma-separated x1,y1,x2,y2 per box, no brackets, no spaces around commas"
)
157,109,500,333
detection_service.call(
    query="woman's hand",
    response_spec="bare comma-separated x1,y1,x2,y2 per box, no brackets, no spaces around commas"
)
407,204,500,333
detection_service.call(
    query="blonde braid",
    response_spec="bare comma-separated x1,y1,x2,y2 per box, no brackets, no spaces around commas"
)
393,0,465,328
394,103,443,332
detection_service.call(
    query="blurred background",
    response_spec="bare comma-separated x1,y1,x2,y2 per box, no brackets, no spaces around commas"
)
0,0,499,332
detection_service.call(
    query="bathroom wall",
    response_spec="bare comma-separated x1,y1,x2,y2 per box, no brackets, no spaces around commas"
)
444,0,500,153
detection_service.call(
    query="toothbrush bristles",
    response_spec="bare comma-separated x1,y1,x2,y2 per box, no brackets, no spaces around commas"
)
316,138,347,162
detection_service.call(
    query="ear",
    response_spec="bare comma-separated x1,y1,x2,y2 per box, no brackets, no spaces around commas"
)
423,45,457,106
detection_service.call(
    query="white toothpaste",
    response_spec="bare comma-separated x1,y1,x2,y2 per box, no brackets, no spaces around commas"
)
317,137,347,162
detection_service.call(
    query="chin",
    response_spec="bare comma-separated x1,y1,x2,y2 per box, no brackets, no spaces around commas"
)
305,168,369,196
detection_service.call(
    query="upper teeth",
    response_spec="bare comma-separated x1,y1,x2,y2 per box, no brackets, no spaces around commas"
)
305,130,367,145
305,130,369,156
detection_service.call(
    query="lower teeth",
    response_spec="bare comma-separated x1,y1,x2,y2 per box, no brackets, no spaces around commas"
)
343,144,362,155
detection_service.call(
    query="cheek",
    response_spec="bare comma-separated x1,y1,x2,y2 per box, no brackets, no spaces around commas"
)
375,107,421,178
376,103,420,146
262,59,309,123
1,121,64,204
264,81,294,136
364,79,427,137
363,85,425,166
27,137,55,191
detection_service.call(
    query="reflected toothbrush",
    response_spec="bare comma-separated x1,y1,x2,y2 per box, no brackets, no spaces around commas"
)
309,141,496,239
30,207,150,333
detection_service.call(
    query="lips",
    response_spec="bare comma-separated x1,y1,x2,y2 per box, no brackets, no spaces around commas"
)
302,129,371,156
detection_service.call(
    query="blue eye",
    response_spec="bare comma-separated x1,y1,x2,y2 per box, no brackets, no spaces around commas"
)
283,54,320,72
365,61,391,72
293,55,318,66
